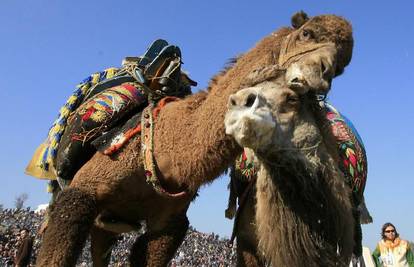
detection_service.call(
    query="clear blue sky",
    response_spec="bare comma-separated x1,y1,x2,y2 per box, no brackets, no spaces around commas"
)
1,0,413,251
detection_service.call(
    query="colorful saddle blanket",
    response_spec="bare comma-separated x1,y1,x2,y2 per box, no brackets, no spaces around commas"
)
25,68,121,179
26,39,196,180
323,102,367,199
54,83,147,180
235,101,367,200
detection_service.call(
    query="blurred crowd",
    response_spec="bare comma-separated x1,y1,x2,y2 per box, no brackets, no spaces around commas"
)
0,208,43,266
170,227,236,267
0,207,236,266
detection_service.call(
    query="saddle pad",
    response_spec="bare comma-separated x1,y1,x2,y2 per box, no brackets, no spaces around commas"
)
54,83,146,180
324,103,367,199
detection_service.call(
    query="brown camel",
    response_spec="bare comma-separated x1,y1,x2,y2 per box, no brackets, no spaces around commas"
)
36,11,353,266
224,76,354,266
226,121,371,267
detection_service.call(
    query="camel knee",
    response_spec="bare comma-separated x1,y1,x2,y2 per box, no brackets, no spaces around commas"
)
49,187,97,228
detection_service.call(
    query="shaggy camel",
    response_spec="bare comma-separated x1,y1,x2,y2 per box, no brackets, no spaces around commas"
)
225,106,370,266
226,119,370,267
223,12,367,267
36,11,353,266
224,77,354,266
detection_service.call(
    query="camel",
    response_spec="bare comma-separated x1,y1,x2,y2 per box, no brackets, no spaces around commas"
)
223,14,370,266
226,123,371,267
224,76,355,267
36,11,354,266
225,104,371,266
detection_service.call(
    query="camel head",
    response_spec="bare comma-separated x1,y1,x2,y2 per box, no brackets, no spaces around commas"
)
282,11,353,95
225,75,321,153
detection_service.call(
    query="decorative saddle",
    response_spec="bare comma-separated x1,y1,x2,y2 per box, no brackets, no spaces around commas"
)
25,39,197,183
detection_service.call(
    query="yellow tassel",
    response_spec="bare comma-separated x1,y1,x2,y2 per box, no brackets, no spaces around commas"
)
59,107,70,118
106,68,117,78
50,139,58,149
25,143,57,180
67,95,78,105
92,73,100,84
46,183,53,193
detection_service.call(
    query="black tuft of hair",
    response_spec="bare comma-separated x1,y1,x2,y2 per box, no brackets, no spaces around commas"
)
291,10,309,29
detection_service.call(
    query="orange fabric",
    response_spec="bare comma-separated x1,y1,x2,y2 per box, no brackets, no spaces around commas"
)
153,96,180,119
103,124,142,155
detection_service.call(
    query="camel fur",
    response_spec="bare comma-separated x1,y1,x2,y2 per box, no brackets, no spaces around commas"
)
224,77,355,266
36,11,354,267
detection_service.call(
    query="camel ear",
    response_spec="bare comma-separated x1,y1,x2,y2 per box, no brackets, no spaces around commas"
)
291,11,309,29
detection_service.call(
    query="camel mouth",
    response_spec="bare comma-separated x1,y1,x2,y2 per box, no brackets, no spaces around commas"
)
286,65,331,94
288,77,308,91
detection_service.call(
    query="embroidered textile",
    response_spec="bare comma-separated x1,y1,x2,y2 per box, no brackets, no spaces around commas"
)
25,68,119,179
323,102,367,199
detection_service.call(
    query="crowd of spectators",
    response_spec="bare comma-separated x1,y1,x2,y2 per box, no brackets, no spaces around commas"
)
170,227,236,267
0,208,43,266
0,207,236,266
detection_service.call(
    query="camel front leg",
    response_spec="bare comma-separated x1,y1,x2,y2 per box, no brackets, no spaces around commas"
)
90,226,118,267
36,187,97,267
129,213,189,267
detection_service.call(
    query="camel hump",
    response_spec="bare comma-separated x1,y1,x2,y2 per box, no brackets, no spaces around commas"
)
26,39,197,182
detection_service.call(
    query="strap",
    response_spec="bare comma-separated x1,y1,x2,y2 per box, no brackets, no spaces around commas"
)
229,177,256,244
279,32,332,68
141,99,188,198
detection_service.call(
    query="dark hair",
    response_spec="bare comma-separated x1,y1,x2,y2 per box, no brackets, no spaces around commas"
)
381,222,399,240
20,228,30,234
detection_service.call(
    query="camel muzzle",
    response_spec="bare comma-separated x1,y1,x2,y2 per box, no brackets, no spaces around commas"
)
225,88,275,149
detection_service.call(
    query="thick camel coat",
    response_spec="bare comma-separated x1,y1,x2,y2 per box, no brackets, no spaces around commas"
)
36,11,354,267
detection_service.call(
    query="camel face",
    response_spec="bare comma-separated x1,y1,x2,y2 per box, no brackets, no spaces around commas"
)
285,43,337,94
225,78,302,150
281,14,353,95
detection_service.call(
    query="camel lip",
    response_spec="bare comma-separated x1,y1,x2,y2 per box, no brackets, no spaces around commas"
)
287,75,308,89
288,80,308,91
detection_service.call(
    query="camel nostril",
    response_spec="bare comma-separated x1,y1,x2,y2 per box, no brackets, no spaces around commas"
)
321,59,331,80
290,77,300,84
245,93,257,107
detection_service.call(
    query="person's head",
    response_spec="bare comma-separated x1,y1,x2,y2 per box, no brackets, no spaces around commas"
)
20,228,29,238
381,222,399,241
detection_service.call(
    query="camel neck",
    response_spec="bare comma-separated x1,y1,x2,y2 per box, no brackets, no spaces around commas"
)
153,83,243,193
153,28,291,193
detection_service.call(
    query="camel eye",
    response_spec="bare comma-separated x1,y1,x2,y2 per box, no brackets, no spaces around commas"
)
300,29,313,41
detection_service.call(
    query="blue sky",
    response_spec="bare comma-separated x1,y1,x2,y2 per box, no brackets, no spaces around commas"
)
1,0,413,251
